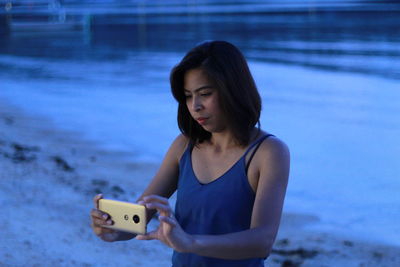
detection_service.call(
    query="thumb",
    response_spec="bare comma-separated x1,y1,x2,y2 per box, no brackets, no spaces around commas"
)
159,215,178,227
135,230,158,241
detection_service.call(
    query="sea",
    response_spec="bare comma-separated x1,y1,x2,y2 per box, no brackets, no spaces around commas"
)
1,1,399,247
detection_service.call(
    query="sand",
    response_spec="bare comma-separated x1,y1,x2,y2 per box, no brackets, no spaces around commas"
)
1,97,399,267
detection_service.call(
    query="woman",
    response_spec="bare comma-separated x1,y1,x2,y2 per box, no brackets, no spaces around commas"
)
90,40,290,266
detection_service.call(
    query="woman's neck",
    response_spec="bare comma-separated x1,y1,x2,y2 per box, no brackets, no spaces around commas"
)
208,130,239,153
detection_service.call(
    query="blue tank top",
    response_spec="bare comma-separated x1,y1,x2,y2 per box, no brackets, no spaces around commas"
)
172,134,273,267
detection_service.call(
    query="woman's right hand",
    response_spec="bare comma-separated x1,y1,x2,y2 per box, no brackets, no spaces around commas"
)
90,194,120,242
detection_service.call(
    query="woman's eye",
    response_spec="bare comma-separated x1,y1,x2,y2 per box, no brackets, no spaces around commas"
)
185,95,192,99
201,92,212,97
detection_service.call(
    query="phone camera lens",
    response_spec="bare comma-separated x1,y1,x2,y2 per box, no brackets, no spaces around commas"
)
132,215,140,224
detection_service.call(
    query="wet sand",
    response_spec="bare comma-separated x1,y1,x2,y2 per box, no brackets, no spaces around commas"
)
1,98,399,266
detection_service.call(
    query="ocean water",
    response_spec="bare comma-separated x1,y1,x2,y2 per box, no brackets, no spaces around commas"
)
1,8,400,246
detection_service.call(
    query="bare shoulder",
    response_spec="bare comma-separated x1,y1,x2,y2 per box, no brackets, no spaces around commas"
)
254,134,290,176
259,135,290,159
172,134,189,150
169,134,190,161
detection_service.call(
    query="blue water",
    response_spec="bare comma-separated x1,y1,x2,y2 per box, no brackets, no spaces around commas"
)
1,8,400,246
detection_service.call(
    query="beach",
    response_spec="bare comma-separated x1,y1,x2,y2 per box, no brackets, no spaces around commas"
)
2,3,400,265
1,98,399,266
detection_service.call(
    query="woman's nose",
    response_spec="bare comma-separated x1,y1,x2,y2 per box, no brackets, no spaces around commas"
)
192,97,203,112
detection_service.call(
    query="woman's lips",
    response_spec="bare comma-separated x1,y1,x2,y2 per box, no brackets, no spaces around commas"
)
196,117,208,125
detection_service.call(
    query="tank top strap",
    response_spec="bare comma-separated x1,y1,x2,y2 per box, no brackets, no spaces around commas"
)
243,133,274,158
244,134,274,173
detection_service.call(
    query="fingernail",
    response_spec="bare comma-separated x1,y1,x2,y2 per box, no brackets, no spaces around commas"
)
103,214,108,219
107,220,112,225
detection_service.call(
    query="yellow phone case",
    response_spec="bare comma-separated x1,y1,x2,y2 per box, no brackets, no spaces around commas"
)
98,199,147,235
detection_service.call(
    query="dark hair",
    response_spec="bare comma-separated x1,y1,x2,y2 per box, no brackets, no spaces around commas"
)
170,40,261,146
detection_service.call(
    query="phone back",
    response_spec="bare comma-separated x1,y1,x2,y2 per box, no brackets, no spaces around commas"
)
98,199,147,235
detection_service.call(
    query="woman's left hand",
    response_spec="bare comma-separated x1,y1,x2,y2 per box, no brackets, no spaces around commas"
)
136,195,194,253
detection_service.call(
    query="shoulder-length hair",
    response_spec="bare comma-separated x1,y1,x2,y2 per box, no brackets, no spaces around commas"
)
170,40,261,146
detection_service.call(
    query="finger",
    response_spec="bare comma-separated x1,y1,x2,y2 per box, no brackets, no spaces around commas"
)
93,218,114,226
144,202,172,215
93,225,115,235
143,195,169,205
92,218,106,226
93,226,103,235
91,208,110,220
91,222,105,232
159,215,178,227
135,234,153,240
135,230,158,241
93,194,103,209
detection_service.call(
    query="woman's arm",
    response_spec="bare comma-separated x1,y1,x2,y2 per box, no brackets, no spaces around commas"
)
138,137,290,259
90,134,187,242
134,134,187,222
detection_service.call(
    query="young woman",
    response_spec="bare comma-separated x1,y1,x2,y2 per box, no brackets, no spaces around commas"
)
90,40,290,266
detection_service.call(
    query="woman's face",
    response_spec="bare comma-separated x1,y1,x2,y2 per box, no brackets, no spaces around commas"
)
183,68,227,133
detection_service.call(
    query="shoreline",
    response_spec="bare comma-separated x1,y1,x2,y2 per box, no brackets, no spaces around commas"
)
1,97,399,266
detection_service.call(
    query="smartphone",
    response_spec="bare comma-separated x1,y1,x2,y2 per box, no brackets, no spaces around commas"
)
98,199,147,235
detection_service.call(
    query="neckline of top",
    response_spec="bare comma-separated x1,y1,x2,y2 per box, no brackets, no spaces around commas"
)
189,134,271,186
